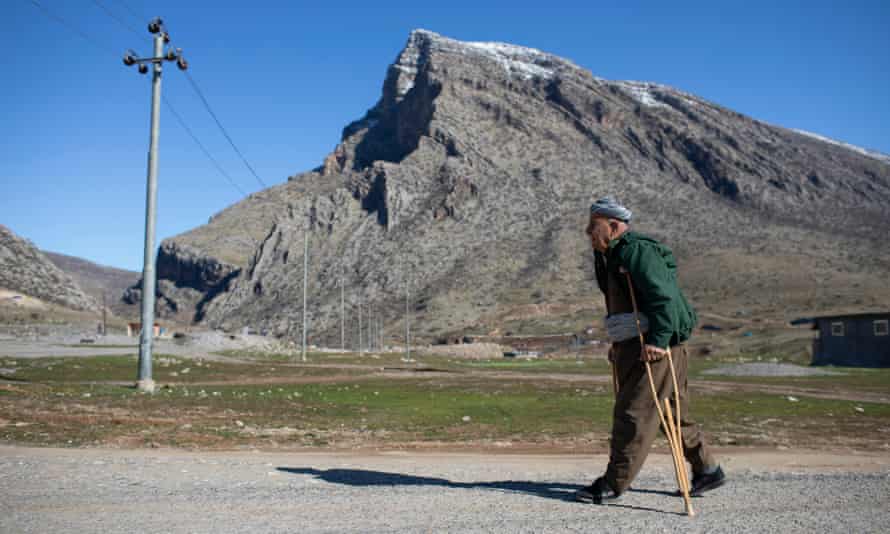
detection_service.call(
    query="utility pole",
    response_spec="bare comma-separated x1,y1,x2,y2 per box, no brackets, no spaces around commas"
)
405,278,411,361
101,292,107,336
340,267,345,351
378,312,383,351
366,297,371,352
358,296,363,357
124,17,187,393
301,231,308,362
402,257,411,362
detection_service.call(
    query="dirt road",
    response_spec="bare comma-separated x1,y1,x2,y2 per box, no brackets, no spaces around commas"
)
0,338,242,362
1,446,887,533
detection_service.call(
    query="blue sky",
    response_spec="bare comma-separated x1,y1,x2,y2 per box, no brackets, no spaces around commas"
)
4,0,889,271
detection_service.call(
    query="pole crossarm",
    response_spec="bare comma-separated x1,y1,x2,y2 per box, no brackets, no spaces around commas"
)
122,18,188,74
127,57,169,65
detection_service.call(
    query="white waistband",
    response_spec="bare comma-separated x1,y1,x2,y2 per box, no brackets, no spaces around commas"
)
604,313,649,342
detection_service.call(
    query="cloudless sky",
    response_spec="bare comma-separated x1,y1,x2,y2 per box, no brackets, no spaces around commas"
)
3,0,889,271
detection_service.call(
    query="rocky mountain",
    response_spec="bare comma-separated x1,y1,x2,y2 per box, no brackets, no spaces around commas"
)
129,29,890,342
44,251,140,319
0,225,98,312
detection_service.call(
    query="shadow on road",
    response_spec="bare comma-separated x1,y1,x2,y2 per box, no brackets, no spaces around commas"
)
627,487,678,497
277,467,580,502
277,467,688,515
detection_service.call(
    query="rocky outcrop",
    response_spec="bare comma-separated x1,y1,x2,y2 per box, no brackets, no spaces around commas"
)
146,29,890,338
123,240,240,322
0,225,98,312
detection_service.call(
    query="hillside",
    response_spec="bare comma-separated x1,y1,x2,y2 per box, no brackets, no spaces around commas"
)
126,29,890,342
0,225,98,312
43,251,140,319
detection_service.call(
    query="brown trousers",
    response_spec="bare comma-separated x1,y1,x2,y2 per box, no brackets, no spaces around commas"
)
605,341,715,494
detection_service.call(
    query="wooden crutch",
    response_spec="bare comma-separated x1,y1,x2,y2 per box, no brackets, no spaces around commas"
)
666,350,692,495
624,272,695,517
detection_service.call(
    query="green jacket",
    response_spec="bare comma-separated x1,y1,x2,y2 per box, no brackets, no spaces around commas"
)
595,231,698,348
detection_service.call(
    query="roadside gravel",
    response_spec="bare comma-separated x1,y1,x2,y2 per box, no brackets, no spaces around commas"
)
702,362,842,377
1,447,887,533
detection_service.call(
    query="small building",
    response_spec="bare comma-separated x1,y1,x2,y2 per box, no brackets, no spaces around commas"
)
503,350,540,359
126,322,162,338
812,312,890,367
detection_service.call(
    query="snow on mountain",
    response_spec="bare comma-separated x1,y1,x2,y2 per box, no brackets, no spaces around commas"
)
791,129,890,165
409,29,578,82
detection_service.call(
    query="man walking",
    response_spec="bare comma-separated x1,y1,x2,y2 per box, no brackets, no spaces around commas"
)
576,197,726,504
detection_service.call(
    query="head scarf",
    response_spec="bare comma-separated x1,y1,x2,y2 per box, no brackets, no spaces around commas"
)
589,197,632,223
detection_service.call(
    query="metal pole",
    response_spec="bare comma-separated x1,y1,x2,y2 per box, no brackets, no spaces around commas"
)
405,271,411,361
358,296,363,357
340,269,345,351
102,292,107,336
301,232,308,362
136,33,164,393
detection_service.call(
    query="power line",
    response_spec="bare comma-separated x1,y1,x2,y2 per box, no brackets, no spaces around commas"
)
27,0,253,199
28,0,116,55
111,0,146,24
163,96,249,197
184,71,269,189
86,0,269,191
91,0,143,39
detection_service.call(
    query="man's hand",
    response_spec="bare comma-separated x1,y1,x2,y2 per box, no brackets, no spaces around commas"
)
640,344,667,362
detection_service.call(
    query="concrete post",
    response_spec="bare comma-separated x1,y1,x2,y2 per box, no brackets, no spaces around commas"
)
136,33,164,394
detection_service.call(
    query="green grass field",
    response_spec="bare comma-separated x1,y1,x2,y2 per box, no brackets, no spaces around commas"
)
2,353,888,451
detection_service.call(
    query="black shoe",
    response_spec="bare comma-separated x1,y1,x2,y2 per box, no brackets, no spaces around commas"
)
575,477,621,504
689,465,726,496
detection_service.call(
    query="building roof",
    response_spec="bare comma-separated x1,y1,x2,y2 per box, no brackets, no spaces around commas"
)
811,312,890,321
809,312,890,329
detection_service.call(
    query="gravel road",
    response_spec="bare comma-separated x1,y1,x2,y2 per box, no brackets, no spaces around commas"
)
1,447,887,533
702,362,842,377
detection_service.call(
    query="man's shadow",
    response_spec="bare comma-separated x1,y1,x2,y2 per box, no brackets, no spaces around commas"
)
277,467,679,510
277,467,580,502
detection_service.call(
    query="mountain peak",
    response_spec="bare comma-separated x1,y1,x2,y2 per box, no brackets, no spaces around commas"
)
399,31,702,111
400,29,579,85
